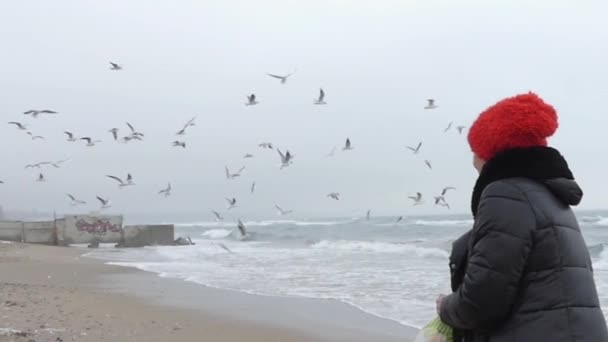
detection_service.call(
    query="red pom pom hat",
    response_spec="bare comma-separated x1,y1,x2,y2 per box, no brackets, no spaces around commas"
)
467,92,558,161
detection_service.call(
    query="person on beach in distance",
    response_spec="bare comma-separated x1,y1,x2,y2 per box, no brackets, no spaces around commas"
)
436,93,608,341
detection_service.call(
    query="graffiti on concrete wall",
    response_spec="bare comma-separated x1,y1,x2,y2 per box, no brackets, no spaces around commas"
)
75,218,121,235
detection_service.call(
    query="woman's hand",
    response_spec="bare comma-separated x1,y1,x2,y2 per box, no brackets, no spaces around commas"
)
436,294,447,315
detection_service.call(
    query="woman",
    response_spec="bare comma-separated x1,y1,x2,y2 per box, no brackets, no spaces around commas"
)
437,93,608,341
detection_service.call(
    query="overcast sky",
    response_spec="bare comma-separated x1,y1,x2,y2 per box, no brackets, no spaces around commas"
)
1,0,607,221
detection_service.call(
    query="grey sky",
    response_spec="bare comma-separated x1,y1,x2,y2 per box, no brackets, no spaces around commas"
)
1,1,607,221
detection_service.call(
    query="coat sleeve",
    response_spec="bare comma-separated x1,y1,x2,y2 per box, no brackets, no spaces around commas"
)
439,180,535,330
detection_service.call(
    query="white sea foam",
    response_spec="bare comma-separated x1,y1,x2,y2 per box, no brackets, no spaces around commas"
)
201,229,233,239
311,240,449,258
414,219,473,226
595,218,608,227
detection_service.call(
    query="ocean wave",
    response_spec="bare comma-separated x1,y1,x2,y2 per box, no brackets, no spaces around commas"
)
414,219,474,227
595,218,608,227
243,219,350,227
175,221,231,228
201,229,233,239
594,249,608,271
311,240,448,258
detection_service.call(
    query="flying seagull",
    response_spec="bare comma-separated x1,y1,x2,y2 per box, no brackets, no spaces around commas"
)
425,99,438,109
314,88,326,105
243,153,254,159
258,142,274,150
126,122,144,138
176,117,197,135
424,160,432,170
246,94,258,106
441,186,456,196
24,109,57,118
106,174,135,187
267,70,296,84
109,62,122,70
172,141,186,148
80,137,101,147
46,158,71,168
36,173,45,182
217,243,233,253
226,197,237,210
342,138,353,151
108,128,119,141
64,131,78,142
406,142,422,154
159,183,172,197
277,149,293,169
408,192,424,206
26,132,44,140
8,122,27,130
395,216,403,224
67,194,86,206
236,219,247,239
96,196,111,209
225,166,245,180
444,122,453,133
327,192,340,201
211,210,224,221
275,205,293,216
251,182,256,194
434,195,446,205
456,126,466,134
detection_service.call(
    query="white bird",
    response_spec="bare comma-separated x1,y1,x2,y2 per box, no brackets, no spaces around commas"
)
342,138,353,151
24,109,57,118
314,88,326,105
8,122,27,130
267,70,296,84
211,210,224,221
408,192,424,206
457,126,466,135
277,149,293,169
243,153,254,159
67,194,86,206
159,183,172,197
106,174,135,187
425,99,438,109
109,62,122,70
258,142,274,150
97,196,111,209
237,219,247,238
425,160,432,170
444,122,453,133
226,197,237,210
246,94,258,106
406,142,422,154
225,166,245,180
366,210,371,221
80,137,101,147
126,122,144,139
327,192,340,201
172,141,186,148
108,128,119,141
441,186,456,196
26,132,44,140
251,182,256,194
64,131,78,142
25,162,45,169
176,117,197,135
36,173,45,182
275,205,293,216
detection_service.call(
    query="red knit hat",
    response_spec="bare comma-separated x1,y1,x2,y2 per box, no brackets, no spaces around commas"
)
467,92,558,161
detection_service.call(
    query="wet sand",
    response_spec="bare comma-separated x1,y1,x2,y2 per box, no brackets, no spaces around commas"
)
0,242,417,342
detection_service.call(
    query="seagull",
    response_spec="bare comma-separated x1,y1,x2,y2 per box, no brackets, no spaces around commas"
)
237,219,247,238
225,166,245,180
96,196,111,209
243,153,254,159
80,137,101,147
366,210,371,221
342,138,353,151
159,183,172,197
258,142,274,150
26,132,44,140
36,173,45,182
267,70,296,84
251,182,256,194
246,94,258,106
277,149,293,169
211,210,224,221
176,128,187,136
408,192,424,206
444,122,453,133
314,88,326,105
217,243,233,253
67,194,86,206
176,117,197,135
226,197,237,210
48,158,71,168
434,195,446,205
425,99,438,109
456,126,466,134
327,192,340,201
424,160,432,170
441,186,456,196
106,174,135,187
395,216,403,224
25,162,45,169
406,142,422,154
64,131,78,142
172,141,186,148
275,205,293,216
326,147,337,158
126,122,144,138
8,122,27,130
24,109,57,118
109,62,122,70
108,128,119,141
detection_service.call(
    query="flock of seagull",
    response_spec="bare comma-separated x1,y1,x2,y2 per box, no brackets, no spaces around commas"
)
4,61,467,240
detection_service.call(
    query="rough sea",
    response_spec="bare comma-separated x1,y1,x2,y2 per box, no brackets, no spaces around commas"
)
88,211,608,329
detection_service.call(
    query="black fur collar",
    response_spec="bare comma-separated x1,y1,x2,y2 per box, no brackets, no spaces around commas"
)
471,147,576,217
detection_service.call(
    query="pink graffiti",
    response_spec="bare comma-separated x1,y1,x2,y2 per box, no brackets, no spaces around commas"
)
75,218,121,235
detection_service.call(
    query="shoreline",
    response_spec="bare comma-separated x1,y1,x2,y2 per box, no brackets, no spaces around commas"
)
0,242,418,342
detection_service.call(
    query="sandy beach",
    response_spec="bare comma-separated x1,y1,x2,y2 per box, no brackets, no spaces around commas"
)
0,242,417,342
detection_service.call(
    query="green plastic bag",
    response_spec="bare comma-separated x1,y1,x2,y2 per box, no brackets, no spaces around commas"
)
414,317,453,342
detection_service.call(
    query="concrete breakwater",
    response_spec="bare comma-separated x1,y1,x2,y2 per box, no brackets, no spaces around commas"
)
0,215,174,247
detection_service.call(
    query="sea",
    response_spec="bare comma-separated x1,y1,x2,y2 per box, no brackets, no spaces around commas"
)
87,211,608,329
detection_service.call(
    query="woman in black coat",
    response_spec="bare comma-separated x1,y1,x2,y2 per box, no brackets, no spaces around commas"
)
437,93,608,341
